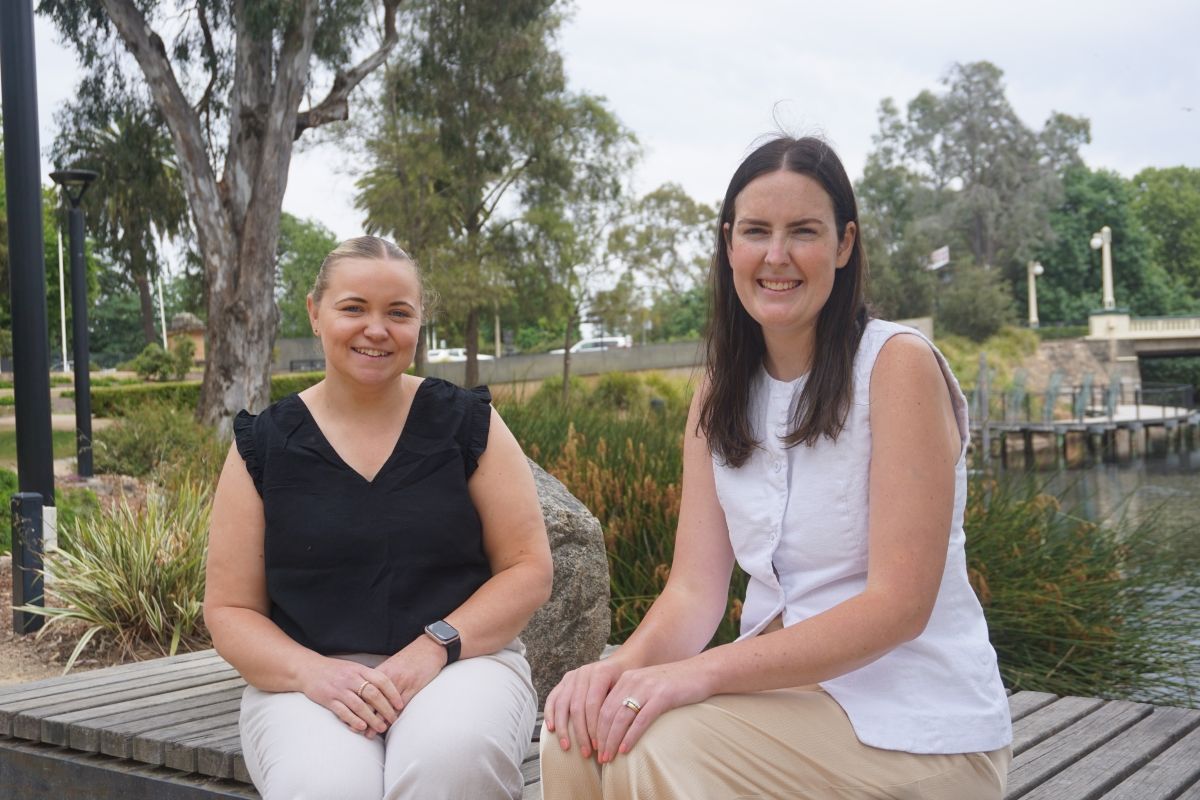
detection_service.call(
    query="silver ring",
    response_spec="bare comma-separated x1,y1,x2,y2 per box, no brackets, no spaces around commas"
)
356,680,370,698
621,696,642,714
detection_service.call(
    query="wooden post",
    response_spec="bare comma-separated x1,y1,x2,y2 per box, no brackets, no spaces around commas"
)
978,354,990,471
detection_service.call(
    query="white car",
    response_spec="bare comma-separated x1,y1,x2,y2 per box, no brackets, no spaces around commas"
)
550,336,632,355
427,347,494,362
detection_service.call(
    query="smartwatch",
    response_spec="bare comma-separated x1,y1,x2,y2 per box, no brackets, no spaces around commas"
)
424,619,461,665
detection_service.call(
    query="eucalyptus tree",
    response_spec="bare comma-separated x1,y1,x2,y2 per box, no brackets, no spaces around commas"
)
357,0,624,386
859,62,1092,329
53,100,188,346
39,0,403,427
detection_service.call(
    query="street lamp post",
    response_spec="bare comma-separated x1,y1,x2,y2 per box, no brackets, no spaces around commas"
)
2,0,57,634
1027,260,1044,328
1090,226,1115,310
49,169,99,477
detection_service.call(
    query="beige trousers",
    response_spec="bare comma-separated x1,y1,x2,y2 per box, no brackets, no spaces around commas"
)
539,686,1010,800
240,642,536,800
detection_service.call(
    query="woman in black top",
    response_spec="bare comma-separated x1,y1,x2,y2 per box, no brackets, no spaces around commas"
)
205,236,553,800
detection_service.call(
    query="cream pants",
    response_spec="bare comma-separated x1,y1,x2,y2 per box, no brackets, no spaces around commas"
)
539,686,1010,800
240,642,536,800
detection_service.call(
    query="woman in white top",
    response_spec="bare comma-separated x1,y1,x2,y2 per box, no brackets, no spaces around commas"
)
539,136,1012,799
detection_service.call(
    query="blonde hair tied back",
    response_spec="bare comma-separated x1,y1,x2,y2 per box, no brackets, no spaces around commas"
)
311,235,435,318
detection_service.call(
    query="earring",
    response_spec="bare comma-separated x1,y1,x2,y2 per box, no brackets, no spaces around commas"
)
313,328,319,336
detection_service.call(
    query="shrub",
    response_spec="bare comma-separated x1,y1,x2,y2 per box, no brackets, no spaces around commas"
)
589,372,645,412
94,402,226,486
935,263,1017,342
0,395,13,407
937,325,1040,394
129,343,179,382
641,372,693,416
89,381,202,416
0,467,99,554
528,375,590,408
171,338,196,380
89,371,326,417
269,371,325,400
18,479,213,671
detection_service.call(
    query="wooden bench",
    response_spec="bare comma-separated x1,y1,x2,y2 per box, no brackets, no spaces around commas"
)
2,650,1198,799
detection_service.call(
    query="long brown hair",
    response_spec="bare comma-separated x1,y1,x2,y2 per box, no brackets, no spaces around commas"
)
699,136,869,467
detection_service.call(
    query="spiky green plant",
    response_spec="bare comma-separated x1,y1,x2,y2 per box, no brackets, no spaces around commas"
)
18,479,212,672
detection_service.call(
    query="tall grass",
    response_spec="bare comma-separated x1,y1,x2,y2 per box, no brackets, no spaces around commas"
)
504,371,1200,704
500,373,748,643
966,476,1199,704
17,479,213,672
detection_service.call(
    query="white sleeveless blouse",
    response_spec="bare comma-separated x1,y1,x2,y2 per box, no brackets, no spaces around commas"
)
712,319,1011,754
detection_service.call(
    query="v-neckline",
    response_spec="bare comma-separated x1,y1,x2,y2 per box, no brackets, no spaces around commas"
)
295,380,428,485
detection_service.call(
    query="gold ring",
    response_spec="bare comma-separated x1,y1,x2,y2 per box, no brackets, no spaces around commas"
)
621,696,642,714
356,680,370,698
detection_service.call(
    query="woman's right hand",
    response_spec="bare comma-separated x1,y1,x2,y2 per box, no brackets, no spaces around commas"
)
300,657,405,739
543,658,629,760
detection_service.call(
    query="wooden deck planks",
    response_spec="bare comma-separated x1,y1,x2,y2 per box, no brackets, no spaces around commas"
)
2,654,1198,800
1017,706,1200,800
1100,725,1200,799
1007,701,1155,797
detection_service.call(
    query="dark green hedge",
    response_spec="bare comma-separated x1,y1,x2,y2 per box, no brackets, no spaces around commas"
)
84,372,326,417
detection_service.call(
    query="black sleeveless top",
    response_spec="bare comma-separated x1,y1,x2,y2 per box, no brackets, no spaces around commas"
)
232,378,493,656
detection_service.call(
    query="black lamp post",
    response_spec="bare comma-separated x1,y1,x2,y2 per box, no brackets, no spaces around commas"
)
2,0,55,633
50,169,99,477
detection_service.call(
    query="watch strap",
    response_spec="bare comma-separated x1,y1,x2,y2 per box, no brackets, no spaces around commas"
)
443,636,461,665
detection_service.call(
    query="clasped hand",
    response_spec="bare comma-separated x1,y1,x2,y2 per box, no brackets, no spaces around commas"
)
544,657,711,763
302,637,447,739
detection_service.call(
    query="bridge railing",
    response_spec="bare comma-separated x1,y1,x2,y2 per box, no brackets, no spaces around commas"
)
1090,311,1200,339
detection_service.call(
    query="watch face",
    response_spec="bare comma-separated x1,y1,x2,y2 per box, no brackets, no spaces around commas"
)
426,620,459,643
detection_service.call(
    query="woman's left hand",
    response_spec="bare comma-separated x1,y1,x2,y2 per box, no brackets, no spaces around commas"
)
377,635,449,714
594,659,713,763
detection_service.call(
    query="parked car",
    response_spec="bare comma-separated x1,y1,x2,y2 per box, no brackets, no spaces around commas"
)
426,347,494,363
549,336,633,355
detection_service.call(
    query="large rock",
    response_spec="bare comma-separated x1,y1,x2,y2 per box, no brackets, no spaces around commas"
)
520,459,611,707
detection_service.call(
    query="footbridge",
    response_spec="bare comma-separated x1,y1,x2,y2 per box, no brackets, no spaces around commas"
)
1088,311,1200,357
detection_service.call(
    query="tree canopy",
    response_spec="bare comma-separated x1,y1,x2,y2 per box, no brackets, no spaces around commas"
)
40,0,402,426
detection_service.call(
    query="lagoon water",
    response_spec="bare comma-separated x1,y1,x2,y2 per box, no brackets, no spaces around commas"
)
992,438,1200,706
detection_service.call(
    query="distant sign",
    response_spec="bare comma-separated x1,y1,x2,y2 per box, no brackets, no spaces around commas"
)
927,246,950,271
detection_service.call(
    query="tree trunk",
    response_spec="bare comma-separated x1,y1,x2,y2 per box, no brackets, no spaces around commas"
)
196,211,281,433
95,0,399,432
560,317,574,404
133,272,157,346
464,308,480,387
413,328,427,375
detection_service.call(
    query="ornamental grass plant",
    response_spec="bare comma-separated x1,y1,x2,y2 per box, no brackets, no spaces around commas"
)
965,475,1199,705
17,479,213,672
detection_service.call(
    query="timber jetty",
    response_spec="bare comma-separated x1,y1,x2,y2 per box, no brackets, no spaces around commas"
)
970,370,1197,468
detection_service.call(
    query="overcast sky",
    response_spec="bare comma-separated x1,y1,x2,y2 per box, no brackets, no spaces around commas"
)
27,0,1200,243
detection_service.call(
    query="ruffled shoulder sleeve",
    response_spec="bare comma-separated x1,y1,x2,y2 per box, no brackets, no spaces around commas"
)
460,385,493,479
233,409,266,496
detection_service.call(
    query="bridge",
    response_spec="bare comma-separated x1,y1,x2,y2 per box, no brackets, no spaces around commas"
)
1088,311,1200,356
